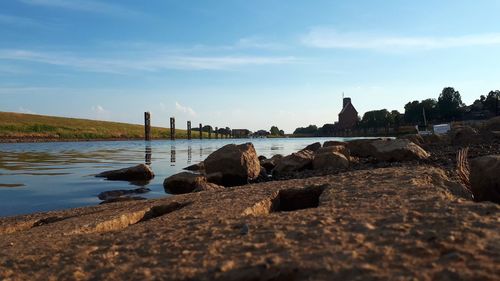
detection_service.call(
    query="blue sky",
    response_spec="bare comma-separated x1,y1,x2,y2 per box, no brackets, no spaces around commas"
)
1,0,500,132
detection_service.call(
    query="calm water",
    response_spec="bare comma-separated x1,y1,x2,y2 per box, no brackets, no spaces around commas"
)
0,137,351,217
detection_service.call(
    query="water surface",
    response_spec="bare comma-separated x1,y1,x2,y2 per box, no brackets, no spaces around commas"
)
0,138,350,217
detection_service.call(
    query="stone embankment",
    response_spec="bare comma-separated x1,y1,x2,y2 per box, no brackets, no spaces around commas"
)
1,128,500,280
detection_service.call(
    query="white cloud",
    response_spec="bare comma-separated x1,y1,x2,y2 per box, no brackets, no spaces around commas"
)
175,102,196,117
0,49,297,73
18,0,142,17
91,105,107,114
301,28,500,50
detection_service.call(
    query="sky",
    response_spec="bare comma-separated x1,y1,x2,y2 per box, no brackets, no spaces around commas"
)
1,0,500,133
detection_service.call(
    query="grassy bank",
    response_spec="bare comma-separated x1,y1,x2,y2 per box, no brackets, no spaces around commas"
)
0,112,207,141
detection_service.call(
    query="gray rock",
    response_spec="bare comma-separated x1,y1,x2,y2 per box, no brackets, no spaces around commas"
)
273,150,314,175
302,142,321,153
163,172,208,194
204,143,261,186
96,164,154,181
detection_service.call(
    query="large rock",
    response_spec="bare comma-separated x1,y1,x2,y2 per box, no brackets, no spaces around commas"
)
346,139,377,158
260,154,284,174
315,145,350,159
183,162,204,172
323,140,347,148
96,164,154,181
204,143,260,186
451,126,480,146
164,172,219,194
302,142,321,152
371,139,430,162
273,150,314,175
470,155,500,203
313,151,349,170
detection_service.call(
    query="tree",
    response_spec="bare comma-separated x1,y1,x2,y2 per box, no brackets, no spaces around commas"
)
404,99,437,124
293,125,318,135
483,90,500,115
270,126,281,136
360,109,391,128
202,125,213,132
437,87,464,120
318,124,336,136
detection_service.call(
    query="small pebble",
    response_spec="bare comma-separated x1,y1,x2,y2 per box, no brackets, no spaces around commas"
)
240,223,249,235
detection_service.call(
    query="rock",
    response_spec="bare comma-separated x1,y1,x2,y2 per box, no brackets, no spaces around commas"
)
96,164,154,181
469,155,500,203
346,139,377,158
323,140,347,147
258,155,267,161
260,154,283,174
451,126,480,146
273,150,314,175
399,134,424,146
302,142,321,152
98,187,151,201
183,162,204,172
164,172,210,194
204,143,261,186
313,151,349,170
371,139,430,162
99,196,146,205
193,182,225,193
315,145,350,159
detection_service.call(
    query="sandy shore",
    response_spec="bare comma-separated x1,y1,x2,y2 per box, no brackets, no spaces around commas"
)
0,161,498,280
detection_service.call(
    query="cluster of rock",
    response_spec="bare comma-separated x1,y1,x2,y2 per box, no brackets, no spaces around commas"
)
94,134,499,204
162,138,432,195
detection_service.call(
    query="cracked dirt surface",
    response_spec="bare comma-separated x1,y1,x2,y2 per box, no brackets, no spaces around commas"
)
0,165,499,280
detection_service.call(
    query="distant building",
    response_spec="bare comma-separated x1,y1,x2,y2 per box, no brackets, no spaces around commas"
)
338,97,358,130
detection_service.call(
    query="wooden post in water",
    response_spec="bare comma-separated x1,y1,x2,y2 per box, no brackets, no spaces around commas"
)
208,127,212,139
215,127,218,139
170,117,176,140
187,121,192,140
144,112,151,141
199,123,203,140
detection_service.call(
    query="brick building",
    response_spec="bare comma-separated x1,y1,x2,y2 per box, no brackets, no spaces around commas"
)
338,97,358,130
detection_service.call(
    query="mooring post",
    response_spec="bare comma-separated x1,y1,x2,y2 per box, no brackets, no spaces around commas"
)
215,127,218,139
199,123,203,140
170,117,176,140
187,121,192,140
144,112,151,141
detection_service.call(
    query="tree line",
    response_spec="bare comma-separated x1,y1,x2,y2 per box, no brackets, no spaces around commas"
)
293,87,500,135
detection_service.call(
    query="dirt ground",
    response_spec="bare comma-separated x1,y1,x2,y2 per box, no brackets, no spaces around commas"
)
0,164,498,281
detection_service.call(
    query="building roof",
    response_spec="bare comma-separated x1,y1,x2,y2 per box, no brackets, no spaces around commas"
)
339,102,358,115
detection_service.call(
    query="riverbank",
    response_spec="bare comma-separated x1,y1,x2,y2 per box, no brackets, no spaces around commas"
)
1,133,499,280
0,111,209,142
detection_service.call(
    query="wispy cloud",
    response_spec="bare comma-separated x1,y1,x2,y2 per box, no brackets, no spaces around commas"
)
0,49,297,73
301,28,500,50
19,0,143,18
0,14,46,28
175,102,196,117
91,105,107,114
18,107,35,114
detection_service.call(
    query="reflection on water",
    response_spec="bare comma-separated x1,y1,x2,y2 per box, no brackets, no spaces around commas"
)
145,144,152,166
0,137,350,217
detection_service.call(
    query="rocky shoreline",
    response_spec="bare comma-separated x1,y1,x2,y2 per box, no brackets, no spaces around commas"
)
1,120,499,280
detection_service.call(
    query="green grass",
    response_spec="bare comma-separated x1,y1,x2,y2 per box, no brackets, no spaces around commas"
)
0,111,209,140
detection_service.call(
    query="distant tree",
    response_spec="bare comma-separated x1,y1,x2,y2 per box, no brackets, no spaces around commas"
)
360,109,390,128
279,129,285,135
483,90,500,115
389,110,402,130
404,99,438,124
437,87,464,120
318,124,336,136
202,125,213,132
293,125,318,135
270,126,280,135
